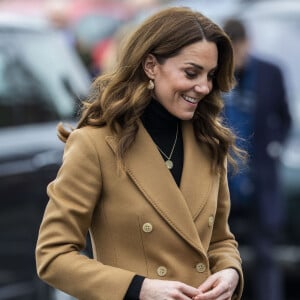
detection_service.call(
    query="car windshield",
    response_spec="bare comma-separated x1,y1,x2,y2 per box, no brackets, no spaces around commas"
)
0,27,90,127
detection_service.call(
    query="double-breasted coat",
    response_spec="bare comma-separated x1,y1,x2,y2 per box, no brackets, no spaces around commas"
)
36,120,244,300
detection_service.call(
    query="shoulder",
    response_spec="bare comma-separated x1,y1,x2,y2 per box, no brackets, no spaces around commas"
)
70,125,111,140
251,55,282,74
66,125,113,152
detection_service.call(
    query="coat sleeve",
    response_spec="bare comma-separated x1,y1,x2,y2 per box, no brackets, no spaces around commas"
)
35,128,135,300
207,164,244,300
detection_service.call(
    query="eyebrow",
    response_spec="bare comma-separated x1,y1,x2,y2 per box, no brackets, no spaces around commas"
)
185,62,217,72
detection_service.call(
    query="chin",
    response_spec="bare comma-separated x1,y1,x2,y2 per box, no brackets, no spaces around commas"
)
178,113,195,121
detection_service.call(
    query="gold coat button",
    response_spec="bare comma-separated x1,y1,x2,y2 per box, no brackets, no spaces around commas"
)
142,223,153,233
196,263,206,273
208,216,214,227
157,266,168,277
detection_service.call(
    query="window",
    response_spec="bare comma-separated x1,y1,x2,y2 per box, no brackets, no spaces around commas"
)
0,49,58,127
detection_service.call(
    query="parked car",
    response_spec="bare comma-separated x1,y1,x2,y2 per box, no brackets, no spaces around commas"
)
0,14,91,300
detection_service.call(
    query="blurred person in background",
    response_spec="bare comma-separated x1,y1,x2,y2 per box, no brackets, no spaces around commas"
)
36,7,245,300
45,0,75,47
223,18,291,300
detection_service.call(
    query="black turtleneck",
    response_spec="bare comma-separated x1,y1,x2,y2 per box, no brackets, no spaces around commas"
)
124,99,184,300
140,99,184,186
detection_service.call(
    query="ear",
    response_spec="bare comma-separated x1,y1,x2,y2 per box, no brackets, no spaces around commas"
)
143,54,158,79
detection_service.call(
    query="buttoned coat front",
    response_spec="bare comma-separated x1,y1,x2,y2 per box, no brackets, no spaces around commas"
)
36,120,244,300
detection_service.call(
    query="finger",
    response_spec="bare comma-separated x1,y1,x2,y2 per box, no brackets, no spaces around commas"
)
179,283,201,298
166,288,199,300
197,276,218,293
195,283,231,300
195,285,228,300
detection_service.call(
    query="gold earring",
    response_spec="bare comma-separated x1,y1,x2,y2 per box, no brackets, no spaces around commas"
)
147,79,154,90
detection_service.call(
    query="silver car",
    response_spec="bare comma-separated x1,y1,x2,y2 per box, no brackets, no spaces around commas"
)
0,14,90,300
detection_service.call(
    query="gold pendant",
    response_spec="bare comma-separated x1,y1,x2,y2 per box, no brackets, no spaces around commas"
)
165,160,173,169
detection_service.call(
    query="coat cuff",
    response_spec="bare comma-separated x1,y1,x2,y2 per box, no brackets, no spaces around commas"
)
124,275,145,300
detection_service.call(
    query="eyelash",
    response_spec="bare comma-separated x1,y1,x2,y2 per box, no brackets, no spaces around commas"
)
185,71,216,80
185,71,197,79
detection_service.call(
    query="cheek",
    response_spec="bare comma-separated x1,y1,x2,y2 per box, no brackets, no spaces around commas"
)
158,67,183,88
155,67,189,99
156,77,181,96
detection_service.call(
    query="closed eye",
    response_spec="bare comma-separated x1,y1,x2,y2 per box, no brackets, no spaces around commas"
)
185,70,197,79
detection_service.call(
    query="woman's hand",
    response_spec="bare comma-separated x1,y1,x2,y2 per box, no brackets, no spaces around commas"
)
193,268,239,300
139,278,200,300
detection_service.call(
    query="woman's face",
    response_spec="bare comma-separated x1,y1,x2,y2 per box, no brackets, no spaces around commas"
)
148,41,218,120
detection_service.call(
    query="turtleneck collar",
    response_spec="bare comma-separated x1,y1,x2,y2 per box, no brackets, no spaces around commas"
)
140,98,183,186
141,99,179,132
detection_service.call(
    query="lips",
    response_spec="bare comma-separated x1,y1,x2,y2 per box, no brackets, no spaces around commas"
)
182,94,200,104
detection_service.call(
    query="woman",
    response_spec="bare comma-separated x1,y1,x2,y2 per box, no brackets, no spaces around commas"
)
36,7,244,300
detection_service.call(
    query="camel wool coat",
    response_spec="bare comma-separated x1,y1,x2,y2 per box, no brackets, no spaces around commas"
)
36,120,244,300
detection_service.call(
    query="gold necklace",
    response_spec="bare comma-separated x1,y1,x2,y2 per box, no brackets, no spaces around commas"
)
156,123,178,170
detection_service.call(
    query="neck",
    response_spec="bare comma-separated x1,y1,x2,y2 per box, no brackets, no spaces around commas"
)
141,99,183,185
141,99,178,133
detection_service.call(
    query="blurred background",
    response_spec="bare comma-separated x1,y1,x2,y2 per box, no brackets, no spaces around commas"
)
0,0,299,299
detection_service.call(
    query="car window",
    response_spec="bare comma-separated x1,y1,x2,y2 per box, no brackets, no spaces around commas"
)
20,31,91,117
0,28,90,128
0,48,58,127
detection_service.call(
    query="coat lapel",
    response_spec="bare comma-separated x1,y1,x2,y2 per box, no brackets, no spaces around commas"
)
105,121,212,253
180,122,214,220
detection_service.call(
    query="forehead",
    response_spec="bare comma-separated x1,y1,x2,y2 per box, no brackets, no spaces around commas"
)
169,41,218,68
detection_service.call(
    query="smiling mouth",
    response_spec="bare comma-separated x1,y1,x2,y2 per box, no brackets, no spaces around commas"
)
182,95,200,104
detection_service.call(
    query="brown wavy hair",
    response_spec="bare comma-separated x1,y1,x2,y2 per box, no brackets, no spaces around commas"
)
58,6,245,173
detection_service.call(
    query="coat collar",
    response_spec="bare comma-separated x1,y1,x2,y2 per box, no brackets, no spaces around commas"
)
105,121,214,253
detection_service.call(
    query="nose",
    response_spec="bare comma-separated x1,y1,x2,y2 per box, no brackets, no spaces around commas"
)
194,79,211,95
